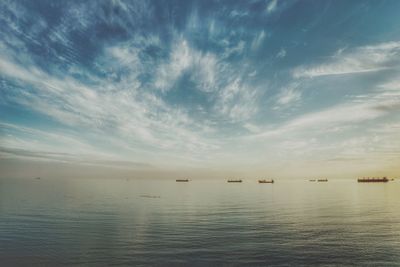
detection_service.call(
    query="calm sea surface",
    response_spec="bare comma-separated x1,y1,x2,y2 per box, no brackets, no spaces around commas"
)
1,177,399,266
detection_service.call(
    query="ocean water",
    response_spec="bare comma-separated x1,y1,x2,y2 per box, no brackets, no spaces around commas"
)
1,177,399,266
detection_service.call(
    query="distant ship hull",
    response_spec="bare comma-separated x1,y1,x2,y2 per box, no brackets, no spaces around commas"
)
227,180,242,183
176,179,189,182
317,179,328,182
358,177,388,183
258,179,274,183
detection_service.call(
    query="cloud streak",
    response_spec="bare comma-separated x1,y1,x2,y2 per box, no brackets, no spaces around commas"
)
293,42,400,78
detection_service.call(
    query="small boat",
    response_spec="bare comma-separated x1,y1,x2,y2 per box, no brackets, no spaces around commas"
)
35,177,41,180
176,179,189,182
227,179,242,183
358,177,388,183
258,179,274,183
317,179,328,182
309,179,316,182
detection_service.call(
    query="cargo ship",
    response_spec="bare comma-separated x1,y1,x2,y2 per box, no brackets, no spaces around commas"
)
176,179,189,182
227,179,242,183
258,179,274,183
309,179,316,182
317,179,328,182
357,177,388,183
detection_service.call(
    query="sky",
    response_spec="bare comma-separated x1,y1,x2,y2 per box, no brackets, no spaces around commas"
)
1,0,400,179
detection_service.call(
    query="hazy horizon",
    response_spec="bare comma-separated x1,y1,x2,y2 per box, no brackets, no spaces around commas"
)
1,0,400,179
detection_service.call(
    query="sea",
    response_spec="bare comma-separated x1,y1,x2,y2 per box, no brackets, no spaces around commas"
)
1,177,399,266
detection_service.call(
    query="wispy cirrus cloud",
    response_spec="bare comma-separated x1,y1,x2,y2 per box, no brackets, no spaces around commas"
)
276,48,286,58
273,83,302,110
0,52,220,165
155,38,218,93
266,0,278,14
293,42,400,78
1,0,400,177
216,78,260,122
250,90,396,141
0,0,266,168
251,30,267,51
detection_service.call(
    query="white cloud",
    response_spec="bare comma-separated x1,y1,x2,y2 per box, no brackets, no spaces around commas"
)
378,77,400,92
0,54,220,166
243,123,261,133
230,10,249,18
293,41,400,78
2,0,399,175
0,122,119,165
272,83,302,111
275,84,302,106
251,31,266,51
276,48,286,58
107,46,140,67
216,78,259,121
222,40,246,58
155,38,218,92
266,0,278,13
153,37,261,123
251,93,394,141
248,70,257,77
285,103,385,130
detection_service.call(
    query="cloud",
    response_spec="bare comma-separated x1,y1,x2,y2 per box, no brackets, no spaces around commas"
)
1,1,267,168
293,41,400,78
155,38,218,93
235,79,400,169
1,0,400,176
243,123,261,133
266,0,278,13
215,78,259,122
154,36,260,123
286,103,385,130
276,48,286,58
251,30,266,51
230,10,249,18
252,96,393,141
0,51,220,166
0,146,151,169
0,122,121,165
378,77,400,92
275,84,302,107
222,40,246,58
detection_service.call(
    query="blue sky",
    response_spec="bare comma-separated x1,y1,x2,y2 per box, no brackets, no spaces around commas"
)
1,0,400,178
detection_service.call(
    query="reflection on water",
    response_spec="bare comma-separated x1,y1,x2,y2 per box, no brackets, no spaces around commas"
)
1,178,399,266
